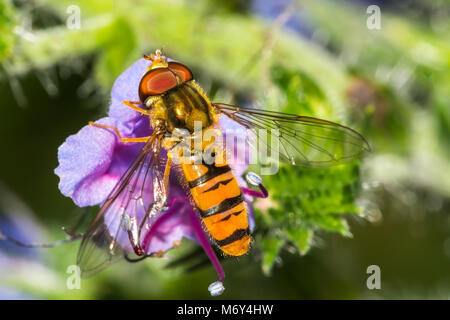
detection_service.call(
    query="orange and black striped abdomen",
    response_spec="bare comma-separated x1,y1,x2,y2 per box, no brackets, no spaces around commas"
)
181,161,250,256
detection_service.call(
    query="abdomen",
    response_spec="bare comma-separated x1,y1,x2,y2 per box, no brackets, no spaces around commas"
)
181,154,250,256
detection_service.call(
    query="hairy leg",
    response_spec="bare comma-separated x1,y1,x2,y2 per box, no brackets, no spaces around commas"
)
123,100,151,115
88,122,150,143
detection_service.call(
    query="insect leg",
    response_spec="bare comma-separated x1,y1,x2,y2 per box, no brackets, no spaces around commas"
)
140,196,187,252
163,157,172,192
241,172,268,198
124,252,154,262
123,100,151,115
88,122,150,143
137,157,173,248
126,220,144,256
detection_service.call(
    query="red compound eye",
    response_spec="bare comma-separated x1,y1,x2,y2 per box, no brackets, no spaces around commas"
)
168,62,193,82
138,68,177,102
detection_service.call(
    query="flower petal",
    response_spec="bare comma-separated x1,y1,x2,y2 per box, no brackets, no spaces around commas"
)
55,117,146,207
109,58,150,126
55,117,117,207
141,198,196,254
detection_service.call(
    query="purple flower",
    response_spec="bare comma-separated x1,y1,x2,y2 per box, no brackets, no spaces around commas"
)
55,58,255,295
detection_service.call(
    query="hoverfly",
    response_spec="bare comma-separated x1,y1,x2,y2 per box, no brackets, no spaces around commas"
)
78,49,370,291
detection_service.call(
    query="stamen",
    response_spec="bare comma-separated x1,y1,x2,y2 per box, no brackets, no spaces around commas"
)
243,172,268,198
208,281,225,296
246,171,262,186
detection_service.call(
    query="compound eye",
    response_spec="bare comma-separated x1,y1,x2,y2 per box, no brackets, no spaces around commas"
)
138,68,177,102
168,62,193,82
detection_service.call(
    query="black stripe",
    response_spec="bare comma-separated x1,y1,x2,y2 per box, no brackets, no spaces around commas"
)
199,193,244,217
215,228,250,247
202,178,234,193
216,209,244,223
177,87,200,128
188,165,231,189
175,86,195,115
184,83,210,115
162,92,185,129
173,89,193,114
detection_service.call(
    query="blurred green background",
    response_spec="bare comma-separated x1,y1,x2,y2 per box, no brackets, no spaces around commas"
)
0,0,449,299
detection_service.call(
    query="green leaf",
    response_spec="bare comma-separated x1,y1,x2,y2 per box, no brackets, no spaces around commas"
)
260,233,284,276
94,18,138,90
310,216,351,236
0,0,16,62
285,227,314,255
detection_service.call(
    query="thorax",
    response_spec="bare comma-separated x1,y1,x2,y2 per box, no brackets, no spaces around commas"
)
147,81,219,134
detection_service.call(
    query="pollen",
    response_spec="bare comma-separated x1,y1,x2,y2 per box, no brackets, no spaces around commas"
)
173,240,181,247
154,250,164,258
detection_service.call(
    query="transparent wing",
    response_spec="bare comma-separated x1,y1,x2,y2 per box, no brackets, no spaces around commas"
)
77,134,168,278
214,103,370,167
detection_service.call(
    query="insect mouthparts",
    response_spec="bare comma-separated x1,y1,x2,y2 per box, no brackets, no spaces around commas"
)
144,49,164,62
